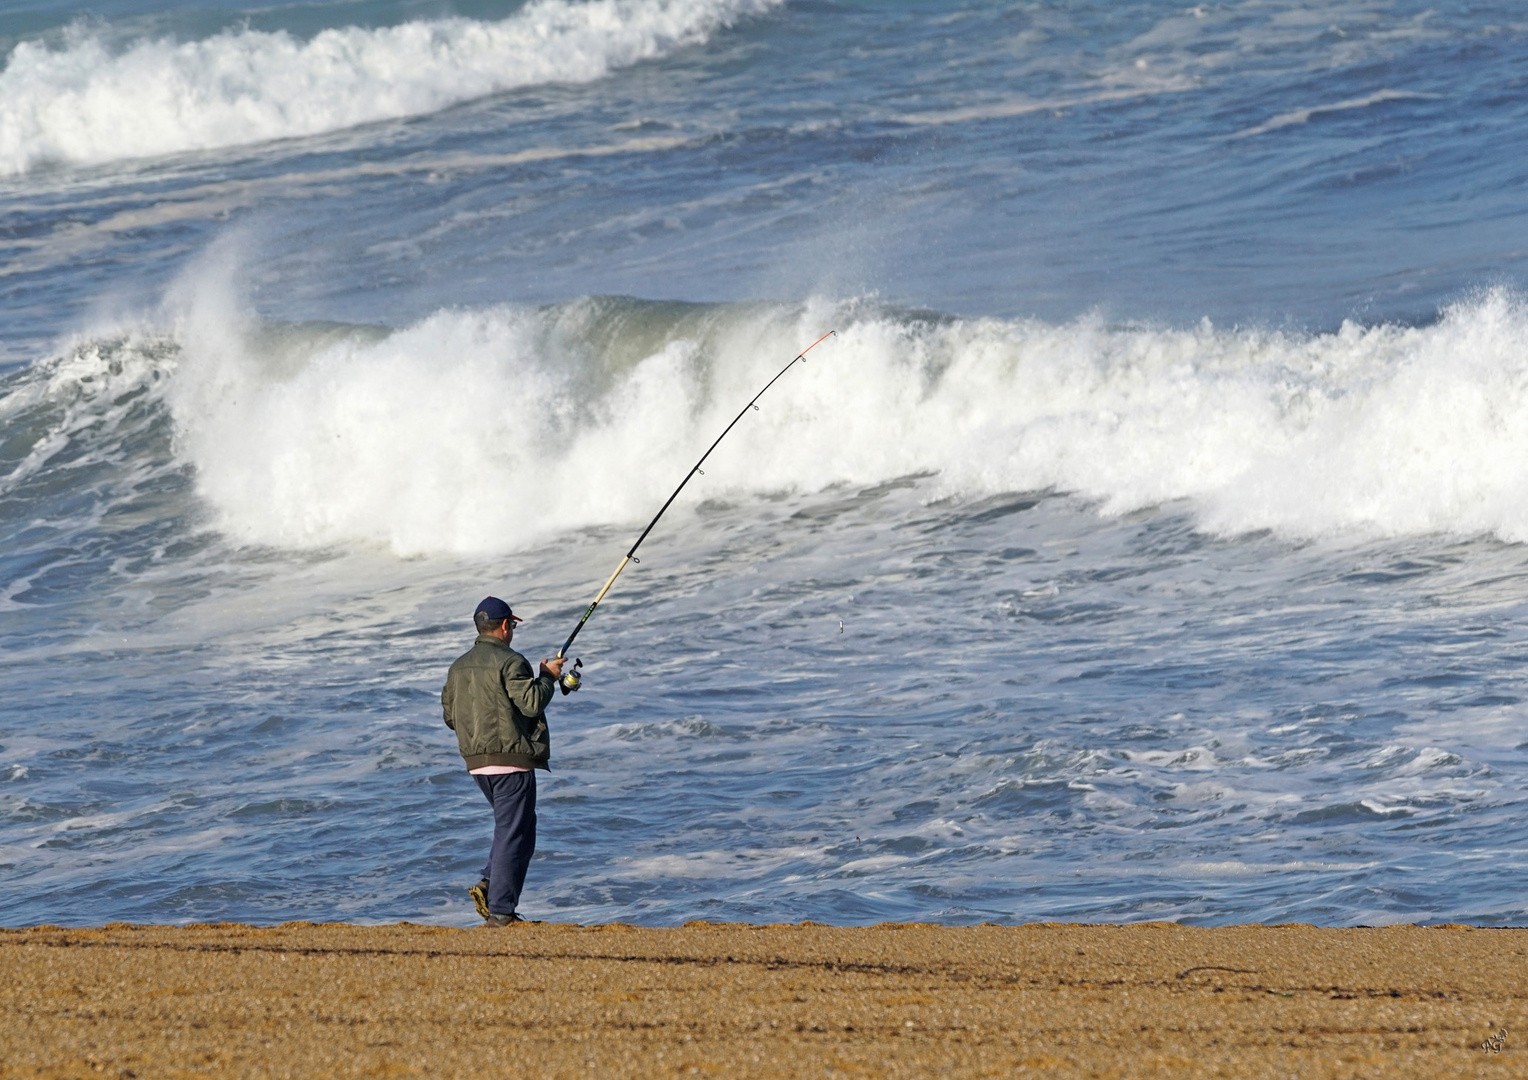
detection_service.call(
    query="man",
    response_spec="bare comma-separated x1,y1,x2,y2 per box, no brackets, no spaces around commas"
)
441,597,567,926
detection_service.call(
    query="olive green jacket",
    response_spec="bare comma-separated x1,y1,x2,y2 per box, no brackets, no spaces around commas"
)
441,634,556,771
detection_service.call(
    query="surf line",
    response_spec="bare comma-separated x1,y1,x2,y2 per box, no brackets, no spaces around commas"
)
552,330,837,694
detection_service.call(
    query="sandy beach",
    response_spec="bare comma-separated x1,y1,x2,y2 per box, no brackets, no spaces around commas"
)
1,921,1521,1078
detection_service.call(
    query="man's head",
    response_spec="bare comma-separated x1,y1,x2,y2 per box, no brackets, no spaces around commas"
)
474,596,523,641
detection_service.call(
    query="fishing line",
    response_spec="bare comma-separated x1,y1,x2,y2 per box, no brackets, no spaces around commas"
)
553,329,837,693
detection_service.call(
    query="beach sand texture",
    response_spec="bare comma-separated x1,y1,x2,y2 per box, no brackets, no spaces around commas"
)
1,921,1522,1078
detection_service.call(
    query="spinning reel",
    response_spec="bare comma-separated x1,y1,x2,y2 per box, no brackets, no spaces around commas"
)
558,657,583,695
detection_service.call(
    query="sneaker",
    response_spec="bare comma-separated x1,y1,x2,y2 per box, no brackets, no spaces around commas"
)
483,912,524,927
468,878,491,920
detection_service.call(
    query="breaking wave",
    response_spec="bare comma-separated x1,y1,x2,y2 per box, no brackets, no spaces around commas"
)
0,0,779,175
10,265,1528,555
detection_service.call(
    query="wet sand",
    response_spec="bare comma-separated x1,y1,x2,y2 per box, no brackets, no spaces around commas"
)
1,921,1521,1078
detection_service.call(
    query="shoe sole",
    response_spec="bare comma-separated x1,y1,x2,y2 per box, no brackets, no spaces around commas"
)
468,881,491,920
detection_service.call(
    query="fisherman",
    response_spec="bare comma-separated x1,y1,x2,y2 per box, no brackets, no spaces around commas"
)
441,597,567,926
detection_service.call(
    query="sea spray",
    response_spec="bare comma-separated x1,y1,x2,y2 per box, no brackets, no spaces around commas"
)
17,284,1528,554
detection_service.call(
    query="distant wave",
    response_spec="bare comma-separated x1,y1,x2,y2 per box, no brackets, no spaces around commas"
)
13,268,1528,554
1229,89,1440,139
0,0,779,175
893,83,1195,126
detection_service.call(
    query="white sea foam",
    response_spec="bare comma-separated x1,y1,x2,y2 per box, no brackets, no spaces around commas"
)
893,84,1195,126
1187,860,1380,876
0,0,779,175
615,848,821,880
48,256,1528,555
1229,89,1440,139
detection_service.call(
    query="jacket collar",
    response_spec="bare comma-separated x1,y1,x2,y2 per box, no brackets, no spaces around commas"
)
475,634,512,649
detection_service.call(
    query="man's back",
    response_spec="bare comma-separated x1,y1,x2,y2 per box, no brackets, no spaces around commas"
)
442,634,554,770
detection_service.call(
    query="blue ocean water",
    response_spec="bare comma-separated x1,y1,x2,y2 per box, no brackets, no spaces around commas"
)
3,0,1528,927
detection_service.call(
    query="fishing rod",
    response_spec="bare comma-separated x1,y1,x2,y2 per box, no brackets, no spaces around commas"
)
553,329,837,694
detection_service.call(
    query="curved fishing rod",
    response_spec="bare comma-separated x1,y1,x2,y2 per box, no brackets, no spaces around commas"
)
553,329,837,692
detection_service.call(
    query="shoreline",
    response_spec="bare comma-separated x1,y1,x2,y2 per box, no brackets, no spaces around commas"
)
3,921,1522,1077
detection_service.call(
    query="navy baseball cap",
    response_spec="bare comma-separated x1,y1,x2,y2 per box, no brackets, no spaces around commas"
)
474,596,522,623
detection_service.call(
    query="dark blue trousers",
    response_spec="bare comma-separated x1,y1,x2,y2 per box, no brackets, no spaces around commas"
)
474,770,537,917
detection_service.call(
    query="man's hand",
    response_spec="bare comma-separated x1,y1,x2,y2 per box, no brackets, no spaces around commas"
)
540,656,567,680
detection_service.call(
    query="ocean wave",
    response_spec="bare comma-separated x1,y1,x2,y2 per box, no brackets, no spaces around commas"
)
13,267,1528,554
0,0,779,175
1229,89,1440,140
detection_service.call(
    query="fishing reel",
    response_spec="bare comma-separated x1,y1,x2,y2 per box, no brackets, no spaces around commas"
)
558,657,583,695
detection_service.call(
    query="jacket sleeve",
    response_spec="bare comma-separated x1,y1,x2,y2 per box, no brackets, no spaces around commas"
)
502,654,555,719
441,675,456,730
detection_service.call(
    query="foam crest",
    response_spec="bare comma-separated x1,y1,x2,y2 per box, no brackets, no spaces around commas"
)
90,279,1528,554
0,330,176,503
0,0,778,175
